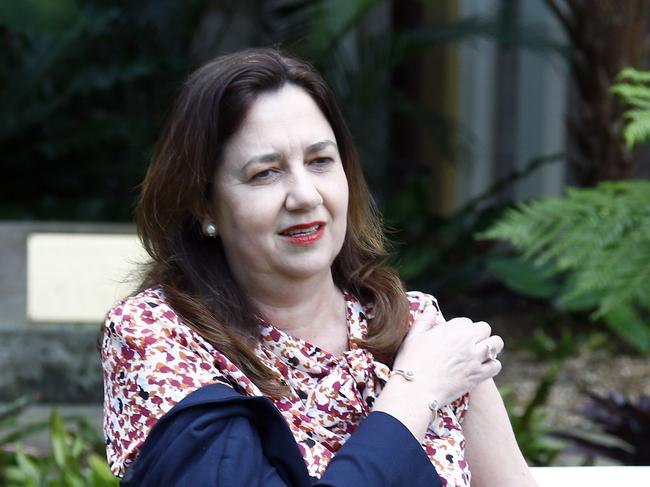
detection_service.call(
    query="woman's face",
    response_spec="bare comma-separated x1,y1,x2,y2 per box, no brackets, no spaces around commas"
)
211,84,349,286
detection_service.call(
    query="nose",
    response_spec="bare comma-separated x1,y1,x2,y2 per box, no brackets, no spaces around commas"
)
285,171,323,211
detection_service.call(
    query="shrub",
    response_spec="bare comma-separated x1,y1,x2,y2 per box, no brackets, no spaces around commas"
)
0,398,117,486
479,67,650,352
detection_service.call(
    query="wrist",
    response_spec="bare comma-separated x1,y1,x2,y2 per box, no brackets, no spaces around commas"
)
384,371,443,419
373,376,434,442
388,367,450,408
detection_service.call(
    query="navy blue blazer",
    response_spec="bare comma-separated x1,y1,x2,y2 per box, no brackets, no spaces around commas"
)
120,383,442,486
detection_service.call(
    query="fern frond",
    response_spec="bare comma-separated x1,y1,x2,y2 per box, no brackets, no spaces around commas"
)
481,68,650,351
609,85,650,104
616,67,650,83
479,180,650,348
621,109,650,148
611,68,650,149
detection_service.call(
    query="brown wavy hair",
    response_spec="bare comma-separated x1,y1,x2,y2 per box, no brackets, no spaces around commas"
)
136,48,410,397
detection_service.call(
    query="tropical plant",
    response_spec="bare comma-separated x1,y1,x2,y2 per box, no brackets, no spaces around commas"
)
480,179,650,352
501,363,565,466
384,153,563,297
610,67,650,149
1,0,564,221
0,397,117,486
553,391,650,465
0,0,208,221
543,0,650,184
480,65,650,353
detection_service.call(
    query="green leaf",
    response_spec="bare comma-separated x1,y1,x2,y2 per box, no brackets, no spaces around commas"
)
14,444,42,484
556,274,601,312
602,305,650,353
50,409,68,469
480,179,650,352
396,246,437,281
88,453,119,485
310,0,380,54
616,67,650,83
5,465,40,487
485,256,558,299
62,470,85,487
611,67,650,149
69,435,84,465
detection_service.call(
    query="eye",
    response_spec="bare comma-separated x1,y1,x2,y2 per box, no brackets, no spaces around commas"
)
309,157,333,168
250,169,278,182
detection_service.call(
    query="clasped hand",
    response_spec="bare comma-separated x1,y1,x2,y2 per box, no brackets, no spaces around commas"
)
392,303,504,407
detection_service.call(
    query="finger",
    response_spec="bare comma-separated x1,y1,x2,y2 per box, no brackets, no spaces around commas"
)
490,335,505,354
483,358,502,378
446,317,474,328
475,341,491,362
480,335,505,355
475,338,504,363
472,321,492,341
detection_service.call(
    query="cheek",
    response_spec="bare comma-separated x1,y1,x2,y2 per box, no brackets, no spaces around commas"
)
217,191,279,236
328,175,349,236
334,172,350,217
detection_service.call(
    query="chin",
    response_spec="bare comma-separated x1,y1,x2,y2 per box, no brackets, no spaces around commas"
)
278,255,336,279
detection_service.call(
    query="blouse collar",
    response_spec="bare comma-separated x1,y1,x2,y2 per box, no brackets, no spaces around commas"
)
255,292,375,374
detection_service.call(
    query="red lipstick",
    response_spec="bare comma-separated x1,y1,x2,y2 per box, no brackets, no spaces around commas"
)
279,221,325,245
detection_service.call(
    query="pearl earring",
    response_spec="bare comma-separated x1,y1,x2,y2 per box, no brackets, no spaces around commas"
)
205,223,218,237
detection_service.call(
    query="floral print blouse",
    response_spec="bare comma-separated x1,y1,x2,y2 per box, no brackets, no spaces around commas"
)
101,286,471,486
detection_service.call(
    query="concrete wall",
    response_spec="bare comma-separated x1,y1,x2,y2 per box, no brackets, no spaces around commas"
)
0,221,135,403
458,0,568,205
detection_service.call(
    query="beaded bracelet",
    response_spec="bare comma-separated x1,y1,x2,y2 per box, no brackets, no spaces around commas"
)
389,369,440,412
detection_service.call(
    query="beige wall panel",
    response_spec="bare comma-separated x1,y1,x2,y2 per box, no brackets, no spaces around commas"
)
27,234,147,323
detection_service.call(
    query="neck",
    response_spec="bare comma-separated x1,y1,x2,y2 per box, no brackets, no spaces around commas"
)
236,269,347,353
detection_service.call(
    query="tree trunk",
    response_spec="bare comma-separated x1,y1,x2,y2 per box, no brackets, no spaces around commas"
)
545,0,650,185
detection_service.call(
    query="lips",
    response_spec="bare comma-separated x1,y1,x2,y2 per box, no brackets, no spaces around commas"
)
278,221,325,236
278,221,326,245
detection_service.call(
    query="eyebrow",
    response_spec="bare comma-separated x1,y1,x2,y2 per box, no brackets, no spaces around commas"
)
305,139,338,154
241,139,338,172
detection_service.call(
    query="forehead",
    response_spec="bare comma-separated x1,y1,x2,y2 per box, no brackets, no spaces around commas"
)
224,84,336,158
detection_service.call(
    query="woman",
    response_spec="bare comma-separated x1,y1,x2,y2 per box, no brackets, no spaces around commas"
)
101,48,537,486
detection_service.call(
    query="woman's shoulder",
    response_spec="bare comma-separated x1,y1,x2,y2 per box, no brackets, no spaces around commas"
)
405,290,442,315
107,285,172,323
103,285,207,351
352,289,441,319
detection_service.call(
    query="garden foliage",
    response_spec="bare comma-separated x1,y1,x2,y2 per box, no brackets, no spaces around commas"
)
0,0,562,221
501,364,564,466
610,67,650,149
480,67,650,353
0,397,117,486
480,180,650,352
553,391,650,465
